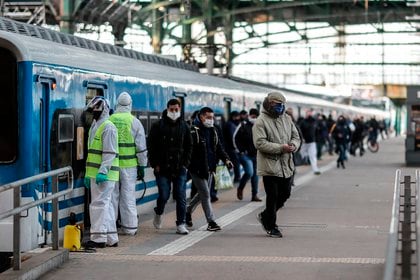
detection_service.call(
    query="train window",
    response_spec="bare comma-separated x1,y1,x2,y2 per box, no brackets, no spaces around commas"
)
149,114,160,132
138,115,148,136
86,88,104,105
0,48,17,163
58,114,74,143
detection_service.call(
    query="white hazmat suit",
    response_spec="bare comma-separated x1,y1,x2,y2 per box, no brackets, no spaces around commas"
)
111,92,147,235
87,98,119,246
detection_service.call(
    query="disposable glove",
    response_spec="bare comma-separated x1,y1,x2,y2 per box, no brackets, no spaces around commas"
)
84,177,91,188
95,173,108,184
137,166,146,180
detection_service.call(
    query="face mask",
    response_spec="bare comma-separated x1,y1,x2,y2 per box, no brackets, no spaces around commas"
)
273,103,285,116
203,119,214,128
249,118,257,124
93,110,102,120
167,111,180,121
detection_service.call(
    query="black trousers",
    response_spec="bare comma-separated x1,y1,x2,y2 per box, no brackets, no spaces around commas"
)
261,176,292,230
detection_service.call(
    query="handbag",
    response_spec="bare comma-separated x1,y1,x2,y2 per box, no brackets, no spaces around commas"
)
214,164,233,190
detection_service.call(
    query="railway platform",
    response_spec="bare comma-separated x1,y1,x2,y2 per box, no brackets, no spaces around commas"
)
39,136,417,280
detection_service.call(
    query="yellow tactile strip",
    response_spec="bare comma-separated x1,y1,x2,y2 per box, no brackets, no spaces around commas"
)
70,253,385,264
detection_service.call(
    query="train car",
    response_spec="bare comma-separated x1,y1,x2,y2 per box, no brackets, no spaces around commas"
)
0,17,390,254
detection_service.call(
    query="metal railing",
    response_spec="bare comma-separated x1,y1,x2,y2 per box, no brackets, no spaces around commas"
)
383,169,419,280
0,166,73,270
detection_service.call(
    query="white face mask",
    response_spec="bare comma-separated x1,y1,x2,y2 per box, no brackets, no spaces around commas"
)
249,118,257,124
203,119,214,128
167,111,180,121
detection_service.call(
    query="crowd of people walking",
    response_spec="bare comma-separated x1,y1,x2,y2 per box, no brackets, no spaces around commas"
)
81,91,388,247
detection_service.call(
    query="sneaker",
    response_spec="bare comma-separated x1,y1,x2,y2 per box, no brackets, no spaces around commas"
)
251,196,262,202
256,212,268,231
211,196,219,203
266,228,283,238
176,224,189,235
186,212,193,227
237,188,243,200
207,221,221,231
107,242,118,247
83,240,106,249
153,213,162,229
314,171,321,175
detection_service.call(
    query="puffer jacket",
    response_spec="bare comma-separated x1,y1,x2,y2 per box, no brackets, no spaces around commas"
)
252,109,301,178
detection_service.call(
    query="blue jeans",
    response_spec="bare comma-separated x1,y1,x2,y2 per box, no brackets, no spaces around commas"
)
155,168,187,225
337,143,347,162
238,154,258,196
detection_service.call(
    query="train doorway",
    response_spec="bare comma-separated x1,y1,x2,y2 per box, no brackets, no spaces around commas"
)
35,75,56,245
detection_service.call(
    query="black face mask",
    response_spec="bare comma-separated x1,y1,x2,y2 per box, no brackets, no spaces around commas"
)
93,111,102,120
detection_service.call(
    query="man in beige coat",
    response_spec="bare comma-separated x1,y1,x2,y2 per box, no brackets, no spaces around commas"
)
253,91,301,237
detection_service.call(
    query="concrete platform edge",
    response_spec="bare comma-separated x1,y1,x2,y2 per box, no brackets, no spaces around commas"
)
1,249,69,280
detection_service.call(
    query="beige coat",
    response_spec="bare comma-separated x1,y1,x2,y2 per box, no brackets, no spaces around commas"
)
252,109,301,178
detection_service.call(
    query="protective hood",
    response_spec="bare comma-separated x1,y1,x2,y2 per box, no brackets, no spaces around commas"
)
115,92,132,113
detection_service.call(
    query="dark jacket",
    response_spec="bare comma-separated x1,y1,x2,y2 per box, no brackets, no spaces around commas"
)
332,121,351,145
233,120,257,157
147,110,192,177
223,120,238,151
299,116,317,143
189,118,230,179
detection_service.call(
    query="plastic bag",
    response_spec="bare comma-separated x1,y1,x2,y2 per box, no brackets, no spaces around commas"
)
215,165,233,190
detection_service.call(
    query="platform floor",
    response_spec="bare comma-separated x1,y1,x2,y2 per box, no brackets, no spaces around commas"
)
41,137,418,280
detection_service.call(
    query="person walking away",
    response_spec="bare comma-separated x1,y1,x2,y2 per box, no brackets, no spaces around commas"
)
367,116,379,145
233,108,261,202
186,107,233,231
84,96,119,248
109,92,147,235
147,99,193,235
315,114,328,160
223,111,241,182
299,109,321,175
326,114,335,155
253,92,301,238
350,116,365,156
330,115,351,169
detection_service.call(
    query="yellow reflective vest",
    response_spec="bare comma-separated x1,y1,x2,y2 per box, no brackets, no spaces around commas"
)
109,112,138,168
85,120,119,181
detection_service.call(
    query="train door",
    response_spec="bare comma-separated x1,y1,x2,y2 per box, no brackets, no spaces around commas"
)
35,75,56,245
224,97,232,123
81,81,106,227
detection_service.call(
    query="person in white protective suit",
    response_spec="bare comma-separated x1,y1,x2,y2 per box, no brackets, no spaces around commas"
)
110,92,147,235
84,96,119,248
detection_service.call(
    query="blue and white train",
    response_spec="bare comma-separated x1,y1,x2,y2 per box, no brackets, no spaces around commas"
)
0,17,389,253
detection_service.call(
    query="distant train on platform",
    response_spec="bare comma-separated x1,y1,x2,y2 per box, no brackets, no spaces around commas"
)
0,18,390,253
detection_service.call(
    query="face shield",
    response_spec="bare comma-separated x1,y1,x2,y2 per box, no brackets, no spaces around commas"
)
85,96,110,120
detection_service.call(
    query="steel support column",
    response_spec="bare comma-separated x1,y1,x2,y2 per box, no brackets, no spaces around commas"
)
204,0,215,75
60,0,75,34
151,0,163,54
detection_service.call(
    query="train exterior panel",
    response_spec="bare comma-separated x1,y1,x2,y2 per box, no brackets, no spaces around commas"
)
0,22,390,253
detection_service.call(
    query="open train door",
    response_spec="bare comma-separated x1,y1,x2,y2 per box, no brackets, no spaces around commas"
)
35,75,56,245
